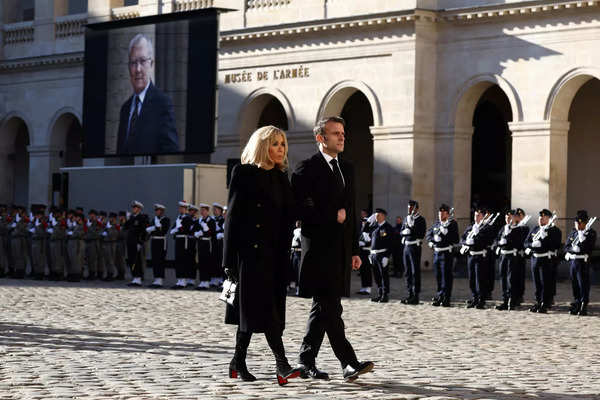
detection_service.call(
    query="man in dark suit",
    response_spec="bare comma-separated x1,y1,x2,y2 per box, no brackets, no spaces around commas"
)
116,34,179,155
292,116,374,383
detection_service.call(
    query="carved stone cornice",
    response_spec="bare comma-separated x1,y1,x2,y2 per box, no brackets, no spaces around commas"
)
0,52,83,72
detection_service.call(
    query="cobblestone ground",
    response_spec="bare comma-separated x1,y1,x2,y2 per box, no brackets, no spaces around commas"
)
1,271,599,400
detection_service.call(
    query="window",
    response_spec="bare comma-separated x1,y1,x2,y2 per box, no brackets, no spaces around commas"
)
68,0,88,14
124,0,139,6
22,0,34,21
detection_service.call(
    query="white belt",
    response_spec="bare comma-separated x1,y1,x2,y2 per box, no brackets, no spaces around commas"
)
201,237,211,241
403,239,422,246
370,248,388,255
567,253,589,262
152,236,167,251
434,246,453,253
469,249,487,257
175,235,188,250
500,249,518,256
152,236,166,240
533,251,554,259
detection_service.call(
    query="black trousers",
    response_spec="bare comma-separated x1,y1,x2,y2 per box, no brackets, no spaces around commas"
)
186,239,198,280
150,238,167,279
433,251,454,298
127,241,144,279
403,244,421,295
289,250,301,285
500,254,522,301
299,295,358,369
519,256,526,300
531,256,553,305
197,239,212,281
570,260,590,304
391,243,404,277
486,252,495,296
370,253,389,295
467,254,488,300
358,249,372,288
174,237,187,278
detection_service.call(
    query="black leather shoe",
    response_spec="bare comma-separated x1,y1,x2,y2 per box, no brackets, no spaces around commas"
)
298,364,329,380
370,296,381,303
475,301,485,309
441,299,451,307
466,299,477,309
407,296,419,305
343,361,374,382
495,302,508,311
537,303,548,314
529,303,540,312
431,298,441,307
379,295,389,303
401,296,413,304
569,302,581,315
578,306,588,316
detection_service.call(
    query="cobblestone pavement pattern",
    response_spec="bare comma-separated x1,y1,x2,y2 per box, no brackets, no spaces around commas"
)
1,272,599,400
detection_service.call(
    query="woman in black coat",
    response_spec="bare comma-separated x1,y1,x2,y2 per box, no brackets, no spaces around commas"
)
222,125,301,385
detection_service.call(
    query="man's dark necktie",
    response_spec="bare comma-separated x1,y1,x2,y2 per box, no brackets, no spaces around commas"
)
128,95,141,140
330,159,345,188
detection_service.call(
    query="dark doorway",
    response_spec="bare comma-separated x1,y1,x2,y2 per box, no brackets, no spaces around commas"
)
257,97,288,131
65,117,83,167
13,121,30,206
340,91,374,213
471,85,512,212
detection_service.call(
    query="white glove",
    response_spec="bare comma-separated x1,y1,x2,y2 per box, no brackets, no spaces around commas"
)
169,228,178,235
572,244,581,253
565,253,571,261
401,228,411,235
136,244,142,252
106,221,112,229
217,232,224,240
200,222,209,232
439,226,448,235
428,242,434,248
175,218,182,229
29,228,35,233
577,231,586,243
539,229,547,239
52,219,58,227
460,245,469,255
102,231,107,237
367,213,377,225
35,219,40,227
495,247,501,256
126,211,131,219
471,225,480,235
433,234,441,242
498,238,507,245
532,240,542,248
10,222,16,228
361,232,371,242
525,248,532,256
382,257,389,267
407,215,414,227
15,214,21,223
86,220,92,227
504,225,511,235
67,231,73,236
154,216,161,228
146,226,156,233
47,228,54,234
194,231,203,238
466,238,474,245
358,241,365,247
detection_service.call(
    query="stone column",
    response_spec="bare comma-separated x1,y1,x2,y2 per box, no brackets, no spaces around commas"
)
28,145,61,206
509,120,569,235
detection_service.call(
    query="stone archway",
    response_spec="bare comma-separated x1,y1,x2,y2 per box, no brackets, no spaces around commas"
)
0,116,30,205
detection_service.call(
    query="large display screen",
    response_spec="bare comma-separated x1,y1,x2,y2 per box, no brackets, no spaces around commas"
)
83,9,220,157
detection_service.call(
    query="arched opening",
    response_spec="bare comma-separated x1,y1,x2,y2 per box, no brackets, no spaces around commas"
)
238,92,291,146
566,77,600,217
0,117,30,205
471,85,512,212
51,112,83,168
257,97,288,131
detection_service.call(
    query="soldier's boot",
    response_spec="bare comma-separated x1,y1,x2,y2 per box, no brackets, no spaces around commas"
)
569,301,581,315
401,293,414,304
537,302,549,314
507,297,518,311
441,295,451,307
229,330,256,382
431,295,441,307
495,299,509,311
578,303,588,316
466,297,477,308
529,302,540,313
475,298,486,309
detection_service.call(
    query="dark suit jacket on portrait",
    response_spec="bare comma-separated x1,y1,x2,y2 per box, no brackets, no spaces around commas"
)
116,82,179,155
291,152,360,299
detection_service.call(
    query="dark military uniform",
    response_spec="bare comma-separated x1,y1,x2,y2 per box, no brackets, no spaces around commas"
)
170,211,194,288
101,216,120,280
400,212,426,303
30,214,49,279
369,218,394,302
115,213,128,279
460,221,494,308
524,211,562,313
10,211,30,279
147,212,170,286
213,211,226,286
0,209,9,277
48,213,67,280
494,219,529,310
84,215,104,280
196,213,217,289
426,216,459,306
357,217,375,294
564,210,597,316
125,211,149,282
66,217,85,281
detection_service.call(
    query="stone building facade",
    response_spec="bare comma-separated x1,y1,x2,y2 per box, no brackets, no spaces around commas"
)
1,0,600,235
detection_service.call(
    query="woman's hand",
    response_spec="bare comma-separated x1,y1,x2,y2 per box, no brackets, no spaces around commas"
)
224,268,238,283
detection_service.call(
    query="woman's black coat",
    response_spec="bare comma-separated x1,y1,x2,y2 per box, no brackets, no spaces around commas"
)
222,164,295,333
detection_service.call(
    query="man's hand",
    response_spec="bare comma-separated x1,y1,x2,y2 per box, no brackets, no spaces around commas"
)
337,208,346,224
352,255,361,270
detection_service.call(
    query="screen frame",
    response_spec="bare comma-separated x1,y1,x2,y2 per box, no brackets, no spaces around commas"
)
83,8,232,158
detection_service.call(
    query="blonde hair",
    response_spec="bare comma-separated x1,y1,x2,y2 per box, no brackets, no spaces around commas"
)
241,126,289,171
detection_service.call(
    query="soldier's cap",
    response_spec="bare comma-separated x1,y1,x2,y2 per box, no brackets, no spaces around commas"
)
88,209,98,215
439,203,451,212
539,209,552,217
515,208,525,216
189,204,199,211
199,203,211,209
67,209,76,215
212,202,224,210
99,211,107,217
223,206,228,211
375,208,387,215
506,209,516,216
109,212,117,218
154,203,166,210
408,200,419,208
130,200,144,209
118,211,127,217
178,201,189,208
474,206,487,214
75,212,84,219
575,210,589,223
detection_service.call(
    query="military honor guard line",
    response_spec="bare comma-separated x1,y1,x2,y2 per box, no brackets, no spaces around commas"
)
0,117,597,386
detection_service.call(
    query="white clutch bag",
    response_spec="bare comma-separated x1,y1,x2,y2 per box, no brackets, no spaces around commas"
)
219,279,237,305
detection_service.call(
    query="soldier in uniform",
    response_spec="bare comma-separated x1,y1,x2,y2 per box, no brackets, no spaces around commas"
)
115,211,128,280
564,210,597,316
47,209,67,280
30,205,49,279
196,203,217,290
289,220,302,293
357,211,375,296
101,212,120,281
524,209,562,313
126,201,149,287
0,205,10,277
213,202,226,288
85,210,104,280
399,200,426,305
146,204,170,288
186,204,201,287
10,206,30,279
513,208,528,305
460,207,495,309
483,209,503,300
66,211,86,281
426,204,459,307
170,201,193,289
493,210,528,310
369,208,394,303
391,216,404,278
